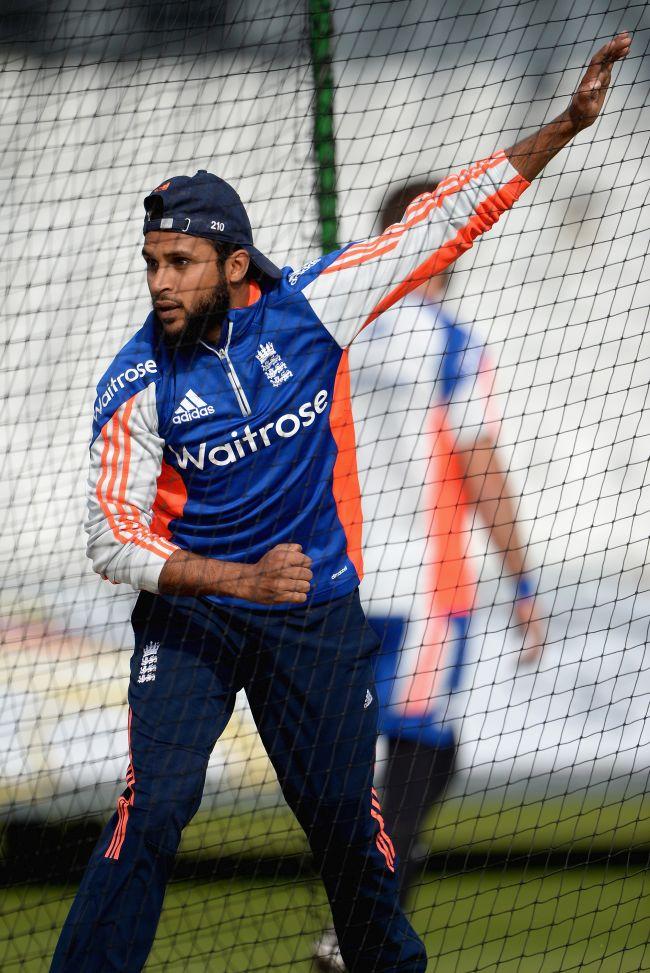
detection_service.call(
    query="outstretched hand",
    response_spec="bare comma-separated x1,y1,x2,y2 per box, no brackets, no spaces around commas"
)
506,32,631,182
568,32,632,131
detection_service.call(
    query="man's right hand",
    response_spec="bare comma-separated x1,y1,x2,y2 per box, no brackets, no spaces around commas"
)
240,543,313,605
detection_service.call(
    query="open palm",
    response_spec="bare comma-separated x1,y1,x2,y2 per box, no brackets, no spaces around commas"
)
569,32,631,131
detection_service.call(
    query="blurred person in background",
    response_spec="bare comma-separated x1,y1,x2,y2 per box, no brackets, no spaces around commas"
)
312,188,545,973
358,177,549,888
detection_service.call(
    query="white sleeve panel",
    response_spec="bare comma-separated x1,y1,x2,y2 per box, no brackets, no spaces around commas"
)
304,152,529,348
445,352,502,449
85,382,178,592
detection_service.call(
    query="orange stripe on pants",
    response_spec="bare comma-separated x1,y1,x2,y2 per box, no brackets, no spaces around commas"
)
105,708,135,861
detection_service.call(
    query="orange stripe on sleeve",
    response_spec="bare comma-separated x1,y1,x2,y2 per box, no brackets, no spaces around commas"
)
115,399,175,554
359,174,529,333
117,398,135,514
323,152,511,276
95,393,178,562
112,398,177,558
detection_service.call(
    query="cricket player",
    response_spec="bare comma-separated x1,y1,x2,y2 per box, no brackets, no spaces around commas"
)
312,183,546,971
51,34,630,973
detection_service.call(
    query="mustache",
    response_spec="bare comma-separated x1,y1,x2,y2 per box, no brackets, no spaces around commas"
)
154,299,183,310
158,283,230,348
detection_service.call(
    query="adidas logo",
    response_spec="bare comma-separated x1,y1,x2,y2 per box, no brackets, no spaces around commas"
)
172,389,215,424
364,689,373,709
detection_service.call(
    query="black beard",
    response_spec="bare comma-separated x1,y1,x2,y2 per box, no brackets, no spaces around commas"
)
161,278,230,348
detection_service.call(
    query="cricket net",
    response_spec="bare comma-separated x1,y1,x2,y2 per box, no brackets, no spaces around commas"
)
0,1,648,970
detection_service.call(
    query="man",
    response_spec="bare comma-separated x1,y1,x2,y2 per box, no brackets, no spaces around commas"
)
312,184,546,972
52,34,630,973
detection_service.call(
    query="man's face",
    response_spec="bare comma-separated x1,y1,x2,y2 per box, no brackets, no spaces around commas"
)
142,231,229,343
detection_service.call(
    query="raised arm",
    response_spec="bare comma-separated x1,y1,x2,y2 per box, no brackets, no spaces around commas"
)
304,151,528,347
302,33,630,349
506,33,631,181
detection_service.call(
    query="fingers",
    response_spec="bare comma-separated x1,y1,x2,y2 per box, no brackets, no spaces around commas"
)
252,544,314,604
517,643,544,669
282,591,308,604
258,583,309,604
271,544,308,557
259,588,309,605
512,600,546,666
282,581,311,595
583,33,630,92
285,552,313,568
259,565,312,584
269,578,310,602
605,32,632,63
269,543,313,567
271,573,311,592
568,33,630,130
260,575,311,595
244,544,313,604
590,32,631,69
282,566,314,582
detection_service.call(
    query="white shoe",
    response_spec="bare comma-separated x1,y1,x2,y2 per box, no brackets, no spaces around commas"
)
312,927,346,972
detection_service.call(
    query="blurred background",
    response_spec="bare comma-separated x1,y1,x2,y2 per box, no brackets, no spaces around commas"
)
0,0,648,970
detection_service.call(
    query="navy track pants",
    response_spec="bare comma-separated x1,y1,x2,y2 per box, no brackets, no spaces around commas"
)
51,590,427,972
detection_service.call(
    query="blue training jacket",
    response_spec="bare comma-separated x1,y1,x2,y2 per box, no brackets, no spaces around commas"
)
85,151,528,608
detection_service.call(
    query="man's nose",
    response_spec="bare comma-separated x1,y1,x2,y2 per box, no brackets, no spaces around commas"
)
150,265,176,295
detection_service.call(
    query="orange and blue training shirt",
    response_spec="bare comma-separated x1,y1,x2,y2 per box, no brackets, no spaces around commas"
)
85,151,528,608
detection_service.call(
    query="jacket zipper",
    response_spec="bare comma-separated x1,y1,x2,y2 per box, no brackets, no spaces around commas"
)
200,324,251,417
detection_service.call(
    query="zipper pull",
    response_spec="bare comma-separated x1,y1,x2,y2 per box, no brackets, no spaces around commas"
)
216,321,228,359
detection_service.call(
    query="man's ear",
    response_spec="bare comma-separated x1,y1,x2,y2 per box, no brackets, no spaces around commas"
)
225,248,251,284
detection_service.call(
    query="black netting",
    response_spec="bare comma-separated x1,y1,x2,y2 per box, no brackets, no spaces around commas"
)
1,2,647,971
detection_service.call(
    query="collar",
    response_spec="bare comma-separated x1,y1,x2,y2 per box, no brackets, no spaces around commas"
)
223,278,266,344
199,279,265,355
246,281,262,306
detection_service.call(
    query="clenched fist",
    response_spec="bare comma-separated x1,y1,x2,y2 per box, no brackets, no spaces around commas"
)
240,543,314,605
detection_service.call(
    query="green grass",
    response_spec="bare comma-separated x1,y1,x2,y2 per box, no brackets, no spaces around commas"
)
2,867,648,972
176,793,650,862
